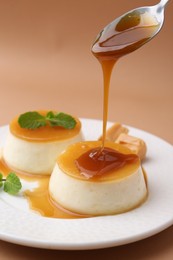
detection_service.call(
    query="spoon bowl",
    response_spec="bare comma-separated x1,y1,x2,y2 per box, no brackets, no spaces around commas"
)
92,0,170,59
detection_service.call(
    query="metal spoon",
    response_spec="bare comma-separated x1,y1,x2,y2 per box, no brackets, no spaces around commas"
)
92,0,170,58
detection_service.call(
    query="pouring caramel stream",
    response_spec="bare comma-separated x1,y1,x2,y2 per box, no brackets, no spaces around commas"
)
76,9,160,177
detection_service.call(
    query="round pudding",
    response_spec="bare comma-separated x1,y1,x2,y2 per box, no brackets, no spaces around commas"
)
3,111,83,175
49,141,147,216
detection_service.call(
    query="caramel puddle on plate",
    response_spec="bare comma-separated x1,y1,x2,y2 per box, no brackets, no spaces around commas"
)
24,177,87,219
0,158,86,219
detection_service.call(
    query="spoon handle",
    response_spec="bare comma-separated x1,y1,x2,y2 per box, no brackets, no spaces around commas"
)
159,0,170,7
157,0,170,13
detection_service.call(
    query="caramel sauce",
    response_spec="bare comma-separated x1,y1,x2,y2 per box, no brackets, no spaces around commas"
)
76,9,159,176
10,111,81,142
58,141,140,182
92,10,160,59
0,158,84,218
24,177,86,219
75,146,138,178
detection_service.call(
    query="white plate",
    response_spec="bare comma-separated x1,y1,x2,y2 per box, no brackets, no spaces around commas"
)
0,118,173,250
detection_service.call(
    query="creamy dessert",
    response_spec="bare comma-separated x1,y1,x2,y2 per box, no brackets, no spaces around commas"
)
3,111,83,175
49,141,147,216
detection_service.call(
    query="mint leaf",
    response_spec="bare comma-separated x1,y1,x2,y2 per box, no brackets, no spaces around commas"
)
18,111,77,130
18,112,46,129
46,111,55,119
47,112,77,129
4,173,22,195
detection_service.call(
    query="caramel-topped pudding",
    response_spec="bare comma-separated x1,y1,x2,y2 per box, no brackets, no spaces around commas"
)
3,111,83,175
49,141,147,215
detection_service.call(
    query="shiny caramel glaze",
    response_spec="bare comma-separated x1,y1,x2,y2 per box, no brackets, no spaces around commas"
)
75,146,138,178
58,141,141,182
10,111,81,142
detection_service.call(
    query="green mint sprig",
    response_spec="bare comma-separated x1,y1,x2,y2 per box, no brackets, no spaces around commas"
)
18,111,77,130
0,172,22,195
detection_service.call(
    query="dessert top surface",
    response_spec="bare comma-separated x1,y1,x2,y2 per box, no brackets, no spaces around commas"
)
10,111,81,142
57,141,140,182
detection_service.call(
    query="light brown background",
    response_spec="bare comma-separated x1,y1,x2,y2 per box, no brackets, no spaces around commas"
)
0,0,172,259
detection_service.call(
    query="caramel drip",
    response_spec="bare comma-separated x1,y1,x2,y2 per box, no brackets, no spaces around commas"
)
101,60,116,148
24,177,85,219
76,9,159,176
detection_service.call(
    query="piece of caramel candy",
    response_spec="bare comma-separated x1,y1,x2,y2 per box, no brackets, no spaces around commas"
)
99,122,129,142
115,133,147,160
